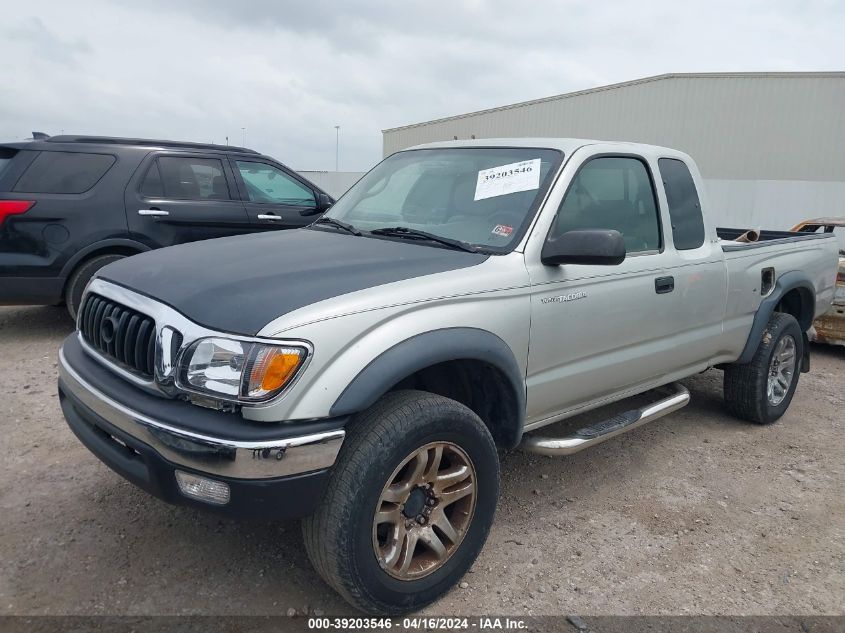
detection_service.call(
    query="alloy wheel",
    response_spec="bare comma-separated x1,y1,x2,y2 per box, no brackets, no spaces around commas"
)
372,442,477,580
767,334,796,406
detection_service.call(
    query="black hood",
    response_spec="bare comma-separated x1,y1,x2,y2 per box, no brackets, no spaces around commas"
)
98,228,487,335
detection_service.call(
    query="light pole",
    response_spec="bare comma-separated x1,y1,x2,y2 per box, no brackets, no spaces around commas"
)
241,127,246,147
334,125,340,171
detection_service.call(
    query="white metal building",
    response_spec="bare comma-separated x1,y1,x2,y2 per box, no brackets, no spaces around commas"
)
297,171,364,199
382,72,845,238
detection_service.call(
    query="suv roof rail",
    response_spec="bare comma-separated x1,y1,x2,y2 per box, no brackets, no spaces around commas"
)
45,135,260,155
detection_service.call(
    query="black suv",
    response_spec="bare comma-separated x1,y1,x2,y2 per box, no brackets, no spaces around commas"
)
0,136,333,317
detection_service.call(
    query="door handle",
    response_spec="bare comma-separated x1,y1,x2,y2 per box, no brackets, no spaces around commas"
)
138,209,169,216
655,276,675,294
257,213,281,221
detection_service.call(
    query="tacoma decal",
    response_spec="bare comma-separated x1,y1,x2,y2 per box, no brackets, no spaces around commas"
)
541,291,587,304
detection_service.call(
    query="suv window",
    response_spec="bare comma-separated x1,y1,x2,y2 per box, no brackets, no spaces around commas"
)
552,156,661,253
236,161,316,207
14,151,115,194
142,156,231,200
658,158,705,250
0,148,17,178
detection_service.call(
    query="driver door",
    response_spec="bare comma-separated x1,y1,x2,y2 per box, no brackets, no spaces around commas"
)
524,148,678,424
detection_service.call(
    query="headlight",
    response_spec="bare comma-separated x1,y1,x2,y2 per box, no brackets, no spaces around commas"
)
179,337,307,402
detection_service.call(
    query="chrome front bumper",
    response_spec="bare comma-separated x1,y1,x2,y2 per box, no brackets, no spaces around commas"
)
58,346,345,480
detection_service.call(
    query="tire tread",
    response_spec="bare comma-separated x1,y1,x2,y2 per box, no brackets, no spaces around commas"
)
302,390,497,614
723,312,802,424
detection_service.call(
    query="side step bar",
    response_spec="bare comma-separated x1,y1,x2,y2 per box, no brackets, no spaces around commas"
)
522,383,690,456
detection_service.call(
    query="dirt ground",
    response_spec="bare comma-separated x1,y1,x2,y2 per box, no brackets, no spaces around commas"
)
1,304,843,617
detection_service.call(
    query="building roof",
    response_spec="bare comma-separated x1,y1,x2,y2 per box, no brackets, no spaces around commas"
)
383,72,845,133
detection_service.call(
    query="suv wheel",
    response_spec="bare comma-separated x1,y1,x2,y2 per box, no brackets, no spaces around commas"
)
64,254,126,320
723,312,803,424
302,390,499,614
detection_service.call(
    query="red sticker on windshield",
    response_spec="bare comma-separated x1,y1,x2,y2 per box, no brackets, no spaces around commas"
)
492,224,514,237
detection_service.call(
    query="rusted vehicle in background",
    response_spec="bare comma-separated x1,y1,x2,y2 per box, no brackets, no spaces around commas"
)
792,219,845,346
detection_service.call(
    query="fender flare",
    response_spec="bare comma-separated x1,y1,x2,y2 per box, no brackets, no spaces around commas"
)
736,270,816,364
329,327,526,445
59,239,152,280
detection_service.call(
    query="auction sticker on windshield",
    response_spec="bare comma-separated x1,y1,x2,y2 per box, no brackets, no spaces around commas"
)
474,158,541,201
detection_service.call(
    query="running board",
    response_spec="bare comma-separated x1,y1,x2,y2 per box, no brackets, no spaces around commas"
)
521,383,690,456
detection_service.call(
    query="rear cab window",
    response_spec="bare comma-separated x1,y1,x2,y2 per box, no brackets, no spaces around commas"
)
13,151,115,194
658,158,705,250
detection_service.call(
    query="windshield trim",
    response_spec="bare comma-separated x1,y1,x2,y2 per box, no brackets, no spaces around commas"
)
310,146,565,255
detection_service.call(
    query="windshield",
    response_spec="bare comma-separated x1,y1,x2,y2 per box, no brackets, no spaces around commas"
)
319,147,563,252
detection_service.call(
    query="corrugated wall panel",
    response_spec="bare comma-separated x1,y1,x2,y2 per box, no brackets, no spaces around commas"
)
296,171,365,199
382,74,845,182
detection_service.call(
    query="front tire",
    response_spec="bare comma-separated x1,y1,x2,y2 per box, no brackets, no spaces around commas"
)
724,312,803,424
302,390,499,615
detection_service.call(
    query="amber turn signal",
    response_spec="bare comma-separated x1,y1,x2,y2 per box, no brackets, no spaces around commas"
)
245,346,306,400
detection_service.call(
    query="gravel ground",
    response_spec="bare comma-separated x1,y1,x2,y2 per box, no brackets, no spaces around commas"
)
1,305,843,617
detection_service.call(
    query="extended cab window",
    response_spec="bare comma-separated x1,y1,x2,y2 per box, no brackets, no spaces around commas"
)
14,151,115,194
143,157,231,200
658,158,705,250
236,161,316,207
552,156,661,253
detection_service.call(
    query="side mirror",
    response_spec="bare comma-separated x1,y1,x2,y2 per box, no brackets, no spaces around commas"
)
541,229,626,266
300,192,333,216
318,192,334,210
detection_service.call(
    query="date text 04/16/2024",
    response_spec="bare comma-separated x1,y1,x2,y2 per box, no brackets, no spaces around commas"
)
306,617,528,630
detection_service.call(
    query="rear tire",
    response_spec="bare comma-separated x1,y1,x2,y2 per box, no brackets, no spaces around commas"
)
723,312,803,424
302,390,499,615
64,254,126,320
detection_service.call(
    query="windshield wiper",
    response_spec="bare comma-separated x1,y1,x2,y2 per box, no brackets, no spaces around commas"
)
369,226,478,253
312,217,362,236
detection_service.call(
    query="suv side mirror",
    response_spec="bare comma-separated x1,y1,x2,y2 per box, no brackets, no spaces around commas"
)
317,192,333,211
300,192,334,216
541,229,626,266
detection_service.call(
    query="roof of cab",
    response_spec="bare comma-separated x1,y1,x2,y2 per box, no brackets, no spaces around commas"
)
403,137,684,156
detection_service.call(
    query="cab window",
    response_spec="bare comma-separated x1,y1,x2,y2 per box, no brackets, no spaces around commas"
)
658,158,705,250
552,156,661,254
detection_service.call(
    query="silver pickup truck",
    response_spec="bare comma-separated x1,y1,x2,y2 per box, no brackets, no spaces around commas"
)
57,138,839,614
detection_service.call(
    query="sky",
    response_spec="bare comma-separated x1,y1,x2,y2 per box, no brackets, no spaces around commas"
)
1,0,842,172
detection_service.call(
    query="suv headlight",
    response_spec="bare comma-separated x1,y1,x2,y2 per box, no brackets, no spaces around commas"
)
178,337,307,402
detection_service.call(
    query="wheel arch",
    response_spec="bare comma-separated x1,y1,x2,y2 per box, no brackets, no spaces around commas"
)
59,239,151,282
736,270,816,364
329,327,526,449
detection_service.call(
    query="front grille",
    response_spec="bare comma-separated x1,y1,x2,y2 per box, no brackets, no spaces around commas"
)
79,293,158,378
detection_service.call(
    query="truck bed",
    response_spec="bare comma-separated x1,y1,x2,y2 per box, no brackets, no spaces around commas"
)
717,227,835,251
717,227,839,361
